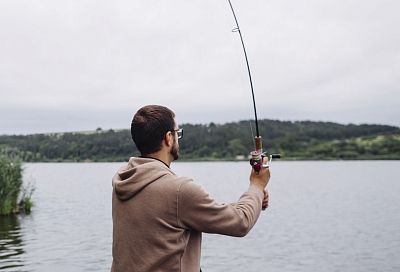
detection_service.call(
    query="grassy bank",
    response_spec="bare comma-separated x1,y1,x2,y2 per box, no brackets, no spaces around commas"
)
0,156,33,215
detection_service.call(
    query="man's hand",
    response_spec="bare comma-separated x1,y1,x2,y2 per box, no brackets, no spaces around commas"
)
249,157,271,192
262,189,269,210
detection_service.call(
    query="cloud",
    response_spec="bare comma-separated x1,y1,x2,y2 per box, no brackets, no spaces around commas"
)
0,0,399,134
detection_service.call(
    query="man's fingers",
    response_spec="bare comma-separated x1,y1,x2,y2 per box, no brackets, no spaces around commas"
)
262,189,269,210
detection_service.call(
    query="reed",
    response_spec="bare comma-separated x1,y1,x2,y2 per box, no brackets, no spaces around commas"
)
0,155,33,215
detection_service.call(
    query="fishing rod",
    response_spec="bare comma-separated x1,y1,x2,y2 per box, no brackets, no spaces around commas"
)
228,0,280,172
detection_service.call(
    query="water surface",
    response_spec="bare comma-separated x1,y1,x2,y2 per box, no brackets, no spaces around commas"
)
0,161,399,271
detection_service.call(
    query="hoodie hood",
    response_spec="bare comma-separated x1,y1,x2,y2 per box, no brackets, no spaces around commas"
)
112,157,174,201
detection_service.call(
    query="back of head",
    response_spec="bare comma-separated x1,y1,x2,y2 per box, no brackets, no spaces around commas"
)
131,105,175,155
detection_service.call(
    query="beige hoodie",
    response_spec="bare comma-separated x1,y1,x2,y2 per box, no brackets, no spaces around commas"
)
111,157,264,272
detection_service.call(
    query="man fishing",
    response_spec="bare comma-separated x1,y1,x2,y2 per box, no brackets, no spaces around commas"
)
111,104,271,272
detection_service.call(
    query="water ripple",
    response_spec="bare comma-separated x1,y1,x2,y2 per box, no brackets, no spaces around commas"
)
0,216,25,271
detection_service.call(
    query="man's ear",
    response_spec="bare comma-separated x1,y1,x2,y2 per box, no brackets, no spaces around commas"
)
164,131,174,147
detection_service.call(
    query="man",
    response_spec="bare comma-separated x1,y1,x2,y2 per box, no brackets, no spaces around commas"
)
111,105,270,272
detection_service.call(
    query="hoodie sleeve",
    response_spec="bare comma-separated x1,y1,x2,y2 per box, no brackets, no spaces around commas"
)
177,180,264,237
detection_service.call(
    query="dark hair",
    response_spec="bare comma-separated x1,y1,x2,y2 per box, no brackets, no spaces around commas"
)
131,105,175,155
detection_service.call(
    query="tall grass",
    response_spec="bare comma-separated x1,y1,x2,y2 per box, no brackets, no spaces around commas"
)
0,156,33,215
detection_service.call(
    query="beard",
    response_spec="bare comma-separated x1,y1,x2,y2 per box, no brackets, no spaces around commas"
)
170,141,179,161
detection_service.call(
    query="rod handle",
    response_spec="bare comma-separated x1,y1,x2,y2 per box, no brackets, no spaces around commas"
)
254,136,262,151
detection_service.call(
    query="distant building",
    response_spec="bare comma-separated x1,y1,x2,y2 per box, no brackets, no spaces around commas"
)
235,155,246,160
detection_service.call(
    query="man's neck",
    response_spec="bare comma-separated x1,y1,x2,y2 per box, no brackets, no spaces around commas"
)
142,152,171,167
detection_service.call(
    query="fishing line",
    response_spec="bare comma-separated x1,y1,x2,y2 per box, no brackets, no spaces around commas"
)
249,121,256,150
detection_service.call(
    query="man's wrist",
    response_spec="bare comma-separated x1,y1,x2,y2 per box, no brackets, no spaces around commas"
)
249,181,266,192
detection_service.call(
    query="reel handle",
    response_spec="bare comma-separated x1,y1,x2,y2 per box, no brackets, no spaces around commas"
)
270,154,281,159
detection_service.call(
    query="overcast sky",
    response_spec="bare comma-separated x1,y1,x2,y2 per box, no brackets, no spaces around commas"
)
0,0,399,135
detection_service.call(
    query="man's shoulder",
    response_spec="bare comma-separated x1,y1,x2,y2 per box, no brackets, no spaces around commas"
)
158,174,204,195
174,177,207,199
165,174,193,187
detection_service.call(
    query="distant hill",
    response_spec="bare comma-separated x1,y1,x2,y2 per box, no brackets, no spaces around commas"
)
0,120,399,162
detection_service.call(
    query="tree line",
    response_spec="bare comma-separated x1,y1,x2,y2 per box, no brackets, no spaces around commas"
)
0,119,399,162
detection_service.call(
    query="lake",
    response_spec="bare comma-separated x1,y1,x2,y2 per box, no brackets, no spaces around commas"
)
0,161,399,271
